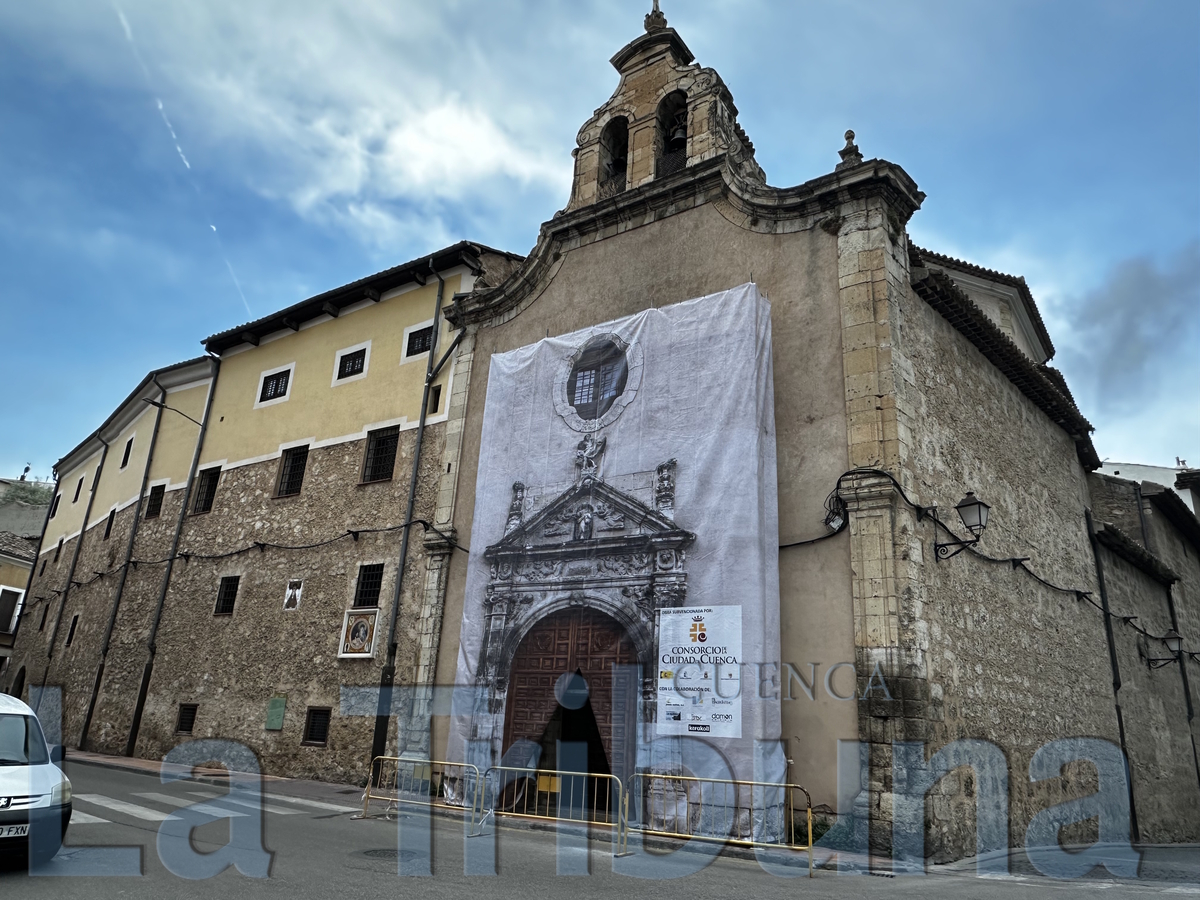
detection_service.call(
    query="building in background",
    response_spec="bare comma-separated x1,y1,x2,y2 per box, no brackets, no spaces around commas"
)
1098,461,1197,512
0,475,53,539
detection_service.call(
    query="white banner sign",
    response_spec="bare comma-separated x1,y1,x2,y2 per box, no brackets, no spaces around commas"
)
657,605,742,738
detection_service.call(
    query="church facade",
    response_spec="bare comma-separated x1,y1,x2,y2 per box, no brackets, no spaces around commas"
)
6,8,1200,862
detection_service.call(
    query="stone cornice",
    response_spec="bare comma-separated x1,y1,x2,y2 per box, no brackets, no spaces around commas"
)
446,154,925,330
1141,482,1200,554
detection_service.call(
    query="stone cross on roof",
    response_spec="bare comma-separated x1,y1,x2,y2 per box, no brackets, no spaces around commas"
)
645,0,667,31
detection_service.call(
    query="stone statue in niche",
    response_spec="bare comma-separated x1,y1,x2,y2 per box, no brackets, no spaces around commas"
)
575,434,606,478
574,506,594,541
505,482,526,535
656,458,677,512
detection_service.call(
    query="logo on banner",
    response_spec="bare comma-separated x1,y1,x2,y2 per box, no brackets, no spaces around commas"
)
690,615,706,643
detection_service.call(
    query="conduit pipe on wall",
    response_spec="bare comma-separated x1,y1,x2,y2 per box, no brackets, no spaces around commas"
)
125,356,220,757
1085,506,1140,843
370,263,450,763
78,377,167,750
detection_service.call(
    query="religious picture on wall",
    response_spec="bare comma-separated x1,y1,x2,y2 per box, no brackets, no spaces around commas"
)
338,610,377,658
283,579,303,610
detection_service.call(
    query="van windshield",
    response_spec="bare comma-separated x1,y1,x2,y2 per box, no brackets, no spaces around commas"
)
0,713,50,765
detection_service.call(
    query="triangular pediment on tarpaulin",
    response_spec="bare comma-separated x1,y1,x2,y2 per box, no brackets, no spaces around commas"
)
485,476,693,559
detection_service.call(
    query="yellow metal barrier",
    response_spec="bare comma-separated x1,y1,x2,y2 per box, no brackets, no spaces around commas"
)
480,765,628,854
360,756,483,828
628,773,813,876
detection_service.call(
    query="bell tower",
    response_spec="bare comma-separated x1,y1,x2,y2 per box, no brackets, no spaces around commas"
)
566,3,763,212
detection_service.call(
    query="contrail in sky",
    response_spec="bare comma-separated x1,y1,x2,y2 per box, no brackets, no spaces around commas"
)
114,4,253,318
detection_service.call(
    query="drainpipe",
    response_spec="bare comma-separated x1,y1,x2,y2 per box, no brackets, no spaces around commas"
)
79,377,166,750
1085,507,1140,843
5,473,60,690
370,263,445,763
125,356,220,757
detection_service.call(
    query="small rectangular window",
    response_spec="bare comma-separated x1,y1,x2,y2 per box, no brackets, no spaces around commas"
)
146,484,165,519
53,538,63,563
49,494,61,519
193,467,221,514
353,563,385,608
176,703,199,735
214,576,240,616
39,604,49,631
0,589,21,634
73,476,85,503
362,427,399,483
428,384,442,415
103,509,116,540
276,446,309,497
40,560,47,577
337,348,367,380
302,708,332,746
406,326,434,357
65,614,79,647
120,437,134,469
260,369,291,403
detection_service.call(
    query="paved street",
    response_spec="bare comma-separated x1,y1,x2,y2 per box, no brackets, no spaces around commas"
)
1,759,1199,898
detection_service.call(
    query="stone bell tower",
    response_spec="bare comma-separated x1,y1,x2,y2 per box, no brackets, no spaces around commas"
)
566,2,764,211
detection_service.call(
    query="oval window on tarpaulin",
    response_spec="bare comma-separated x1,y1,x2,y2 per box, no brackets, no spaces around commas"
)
567,339,628,421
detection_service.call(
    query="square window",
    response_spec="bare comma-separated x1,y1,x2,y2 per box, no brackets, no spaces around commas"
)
214,576,240,616
337,348,367,380
406,326,434,357
277,446,309,497
120,437,134,469
176,703,199,735
146,484,165,519
302,708,332,747
362,427,399,483
353,563,385,608
259,369,291,403
193,467,221,514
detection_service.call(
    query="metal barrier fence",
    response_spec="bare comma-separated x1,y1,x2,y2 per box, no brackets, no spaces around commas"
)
479,765,629,855
627,773,813,875
360,756,483,827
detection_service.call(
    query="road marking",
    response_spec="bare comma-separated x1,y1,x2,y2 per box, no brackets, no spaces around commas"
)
70,811,110,825
75,794,180,822
268,794,360,813
133,792,248,817
187,791,304,815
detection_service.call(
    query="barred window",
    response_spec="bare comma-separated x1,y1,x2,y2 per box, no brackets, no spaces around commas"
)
146,484,165,519
353,563,385,608
214,576,240,616
567,340,628,420
260,369,291,403
193,467,221,514
53,538,63,563
303,707,331,746
176,703,198,735
337,348,367,380
277,446,309,497
406,326,434,357
362,427,399,483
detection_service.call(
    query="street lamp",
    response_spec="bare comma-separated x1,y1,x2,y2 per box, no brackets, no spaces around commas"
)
920,491,992,561
143,397,203,428
1146,629,1184,669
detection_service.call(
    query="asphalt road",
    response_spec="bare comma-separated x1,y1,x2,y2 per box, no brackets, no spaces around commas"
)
1,760,1197,899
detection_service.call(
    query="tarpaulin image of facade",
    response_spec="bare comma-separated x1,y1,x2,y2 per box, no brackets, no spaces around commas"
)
451,284,781,808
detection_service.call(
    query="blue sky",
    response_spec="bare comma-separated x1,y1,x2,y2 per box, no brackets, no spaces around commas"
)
1,0,1197,480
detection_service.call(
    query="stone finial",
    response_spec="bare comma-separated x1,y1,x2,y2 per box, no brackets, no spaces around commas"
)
837,129,863,170
645,0,667,31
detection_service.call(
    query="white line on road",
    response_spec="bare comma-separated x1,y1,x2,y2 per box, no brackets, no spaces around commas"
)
69,811,110,825
186,790,304,815
268,794,360,813
133,792,248,817
74,794,180,822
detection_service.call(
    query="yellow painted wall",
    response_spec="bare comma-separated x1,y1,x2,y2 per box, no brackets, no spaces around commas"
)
0,559,29,594
40,452,102,553
90,405,155,519
201,277,461,467
147,382,212,487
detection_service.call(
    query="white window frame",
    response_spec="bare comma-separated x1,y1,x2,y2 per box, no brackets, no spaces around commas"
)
0,584,25,633
331,340,372,387
254,362,297,410
400,318,437,366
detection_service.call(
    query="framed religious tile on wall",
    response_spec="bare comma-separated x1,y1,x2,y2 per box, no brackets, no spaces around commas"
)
283,579,303,610
338,609,378,658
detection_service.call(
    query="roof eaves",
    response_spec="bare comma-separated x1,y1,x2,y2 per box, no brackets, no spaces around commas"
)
911,245,1055,360
1095,521,1179,586
1141,482,1200,554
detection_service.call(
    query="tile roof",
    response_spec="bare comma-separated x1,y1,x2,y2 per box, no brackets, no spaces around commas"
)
0,530,36,564
909,249,1100,470
911,245,1055,360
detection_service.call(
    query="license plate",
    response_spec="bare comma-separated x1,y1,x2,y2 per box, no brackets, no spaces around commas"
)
0,824,30,839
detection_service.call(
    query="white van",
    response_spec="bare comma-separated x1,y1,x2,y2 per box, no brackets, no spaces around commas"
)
0,693,72,863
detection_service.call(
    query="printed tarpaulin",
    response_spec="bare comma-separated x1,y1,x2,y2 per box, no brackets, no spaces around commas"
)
450,283,781,797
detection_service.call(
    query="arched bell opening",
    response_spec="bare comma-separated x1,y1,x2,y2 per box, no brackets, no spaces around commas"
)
655,90,688,178
598,116,629,199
